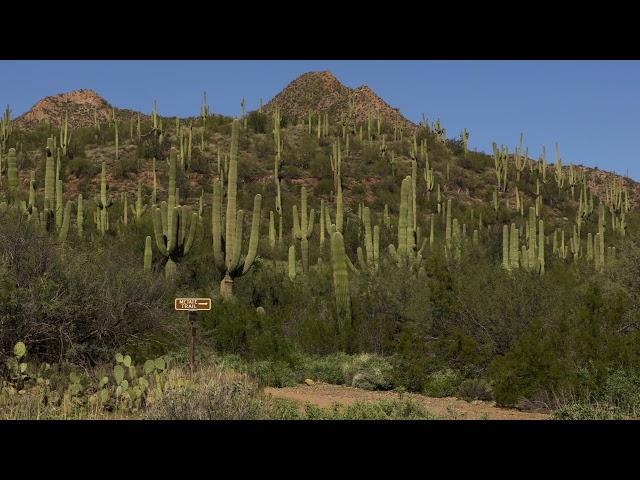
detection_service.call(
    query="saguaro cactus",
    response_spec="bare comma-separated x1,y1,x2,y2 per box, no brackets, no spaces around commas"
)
144,236,153,272
27,171,36,214
130,181,147,221
461,128,469,154
77,194,84,238
538,219,545,274
55,178,64,229
388,176,425,270
502,224,510,270
292,186,315,273
357,206,380,272
95,162,113,234
58,201,72,243
6,148,18,200
324,180,344,235
288,245,296,280
151,148,198,277
44,138,56,208
212,119,262,300
331,231,351,333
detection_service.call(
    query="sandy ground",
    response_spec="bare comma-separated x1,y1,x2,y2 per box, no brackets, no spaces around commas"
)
264,382,550,420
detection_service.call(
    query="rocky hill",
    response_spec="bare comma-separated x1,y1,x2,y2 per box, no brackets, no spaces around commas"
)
14,89,145,129
263,71,416,131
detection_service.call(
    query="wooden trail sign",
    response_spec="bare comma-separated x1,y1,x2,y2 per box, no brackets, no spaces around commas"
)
174,298,212,311
174,298,212,376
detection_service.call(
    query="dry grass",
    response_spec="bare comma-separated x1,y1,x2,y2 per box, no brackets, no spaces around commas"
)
143,364,268,420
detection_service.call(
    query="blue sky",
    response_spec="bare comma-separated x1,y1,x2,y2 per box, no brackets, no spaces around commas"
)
1,60,639,179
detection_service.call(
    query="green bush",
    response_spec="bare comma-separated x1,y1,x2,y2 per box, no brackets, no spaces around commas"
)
456,379,494,402
247,111,268,134
302,399,435,420
423,369,462,397
602,369,640,413
66,156,99,178
112,155,139,180
343,354,394,391
552,403,627,420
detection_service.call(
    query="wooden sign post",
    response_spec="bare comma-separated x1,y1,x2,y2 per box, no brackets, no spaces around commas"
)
175,298,212,375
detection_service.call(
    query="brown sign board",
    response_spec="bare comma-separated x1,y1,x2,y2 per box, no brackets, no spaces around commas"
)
174,298,212,311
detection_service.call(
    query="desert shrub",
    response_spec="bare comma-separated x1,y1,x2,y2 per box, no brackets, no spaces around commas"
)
313,177,334,196
144,365,266,420
349,182,365,197
310,153,332,179
601,369,640,413
112,155,139,180
244,360,298,387
200,302,293,362
459,151,489,173
489,319,573,407
296,353,350,384
490,281,638,408
137,132,170,161
187,148,211,174
390,323,432,393
342,354,394,390
66,156,99,178
247,111,268,134
295,136,317,170
253,135,273,160
455,379,494,402
551,402,628,420
0,211,173,364
302,399,435,420
237,155,263,183
359,144,380,167
423,369,463,397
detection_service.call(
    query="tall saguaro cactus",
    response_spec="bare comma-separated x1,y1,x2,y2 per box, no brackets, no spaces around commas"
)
130,181,147,221
95,162,113,234
292,186,315,273
58,201,72,243
388,176,425,270
144,236,153,273
212,119,263,301
356,206,380,272
151,148,198,277
44,138,56,208
77,194,84,238
331,231,351,333
6,148,18,202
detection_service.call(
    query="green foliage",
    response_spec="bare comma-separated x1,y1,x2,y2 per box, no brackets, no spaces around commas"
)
65,156,99,178
200,302,293,362
137,131,170,160
246,111,268,134
552,402,628,420
301,399,435,420
423,369,463,397
342,354,393,390
455,378,494,402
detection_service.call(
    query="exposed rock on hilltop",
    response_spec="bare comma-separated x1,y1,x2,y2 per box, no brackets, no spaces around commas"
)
14,89,145,129
263,71,416,131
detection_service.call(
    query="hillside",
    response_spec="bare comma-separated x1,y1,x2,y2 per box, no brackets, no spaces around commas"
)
2,70,640,421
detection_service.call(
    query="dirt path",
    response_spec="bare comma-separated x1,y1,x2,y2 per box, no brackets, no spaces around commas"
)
264,383,549,420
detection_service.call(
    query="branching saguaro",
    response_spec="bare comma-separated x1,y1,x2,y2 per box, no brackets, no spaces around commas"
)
151,147,198,277
212,119,262,301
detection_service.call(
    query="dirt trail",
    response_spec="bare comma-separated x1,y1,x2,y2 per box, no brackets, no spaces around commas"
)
264,383,549,420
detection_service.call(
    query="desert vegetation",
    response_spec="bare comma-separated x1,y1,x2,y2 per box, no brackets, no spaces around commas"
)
1,73,640,420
